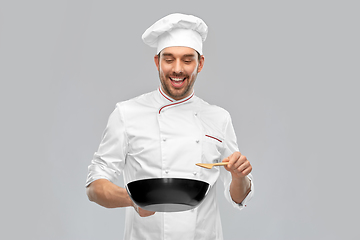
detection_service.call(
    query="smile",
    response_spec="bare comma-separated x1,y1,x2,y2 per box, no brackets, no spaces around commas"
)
170,77,186,82
169,77,186,87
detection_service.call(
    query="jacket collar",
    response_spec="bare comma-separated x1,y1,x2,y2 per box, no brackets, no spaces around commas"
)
157,87,195,103
158,87,176,102
156,87,195,113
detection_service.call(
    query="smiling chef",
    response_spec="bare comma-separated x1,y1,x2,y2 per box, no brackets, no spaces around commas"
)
86,13,254,240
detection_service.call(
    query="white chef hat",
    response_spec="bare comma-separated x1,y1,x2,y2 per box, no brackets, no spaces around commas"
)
142,13,208,55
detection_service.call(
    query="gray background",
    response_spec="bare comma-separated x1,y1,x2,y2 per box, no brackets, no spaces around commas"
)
1,0,359,239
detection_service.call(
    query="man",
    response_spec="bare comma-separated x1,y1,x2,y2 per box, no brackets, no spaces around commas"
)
86,13,254,240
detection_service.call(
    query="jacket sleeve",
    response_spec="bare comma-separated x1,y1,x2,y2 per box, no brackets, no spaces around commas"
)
219,113,254,210
85,106,128,187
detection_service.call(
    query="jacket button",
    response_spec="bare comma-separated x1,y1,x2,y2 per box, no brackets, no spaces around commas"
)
196,140,199,143
193,172,197,176
165,170,169,174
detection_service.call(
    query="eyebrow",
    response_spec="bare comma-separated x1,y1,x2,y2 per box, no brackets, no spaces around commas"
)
161,53,196,58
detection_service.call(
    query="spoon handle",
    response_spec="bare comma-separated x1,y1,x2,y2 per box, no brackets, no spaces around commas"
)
213,162,228,166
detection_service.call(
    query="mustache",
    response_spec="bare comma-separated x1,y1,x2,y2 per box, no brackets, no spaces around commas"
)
169,72,187,77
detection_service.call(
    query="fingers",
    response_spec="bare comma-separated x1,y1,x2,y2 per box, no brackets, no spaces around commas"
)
132,202,155,217
222,152,252,177
223,151,242,169
138,207,156,217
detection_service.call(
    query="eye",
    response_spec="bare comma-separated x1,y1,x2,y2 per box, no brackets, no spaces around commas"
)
165,59,173,63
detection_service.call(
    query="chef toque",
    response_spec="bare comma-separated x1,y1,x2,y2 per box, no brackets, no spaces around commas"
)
142,13,208,55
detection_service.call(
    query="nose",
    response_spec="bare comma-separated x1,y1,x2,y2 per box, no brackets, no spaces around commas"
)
173,60,183,74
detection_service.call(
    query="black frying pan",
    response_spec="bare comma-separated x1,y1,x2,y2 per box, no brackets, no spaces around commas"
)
126,178,210,212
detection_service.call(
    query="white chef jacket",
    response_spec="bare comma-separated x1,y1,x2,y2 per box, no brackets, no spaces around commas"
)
86,88,254,240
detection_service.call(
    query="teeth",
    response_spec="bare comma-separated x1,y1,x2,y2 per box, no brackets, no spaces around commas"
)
171,77,185,82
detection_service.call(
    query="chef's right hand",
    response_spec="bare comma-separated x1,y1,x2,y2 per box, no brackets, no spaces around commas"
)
132,202,155,217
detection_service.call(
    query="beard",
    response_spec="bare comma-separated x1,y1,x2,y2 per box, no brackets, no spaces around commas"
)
158,67,199,100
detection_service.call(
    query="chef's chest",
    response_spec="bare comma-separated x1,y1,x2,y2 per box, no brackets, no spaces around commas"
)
125,107,225,164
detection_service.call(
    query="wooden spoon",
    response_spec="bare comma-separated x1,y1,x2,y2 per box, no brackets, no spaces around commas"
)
196,162,228,169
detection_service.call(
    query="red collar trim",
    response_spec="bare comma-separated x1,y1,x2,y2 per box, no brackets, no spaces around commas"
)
158,88,174,102
159,92,194,114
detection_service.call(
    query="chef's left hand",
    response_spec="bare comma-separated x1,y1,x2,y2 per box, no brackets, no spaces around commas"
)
223,151,252,179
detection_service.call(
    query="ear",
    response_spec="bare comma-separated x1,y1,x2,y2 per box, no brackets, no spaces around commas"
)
197,55,205,73
154,55,160,71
